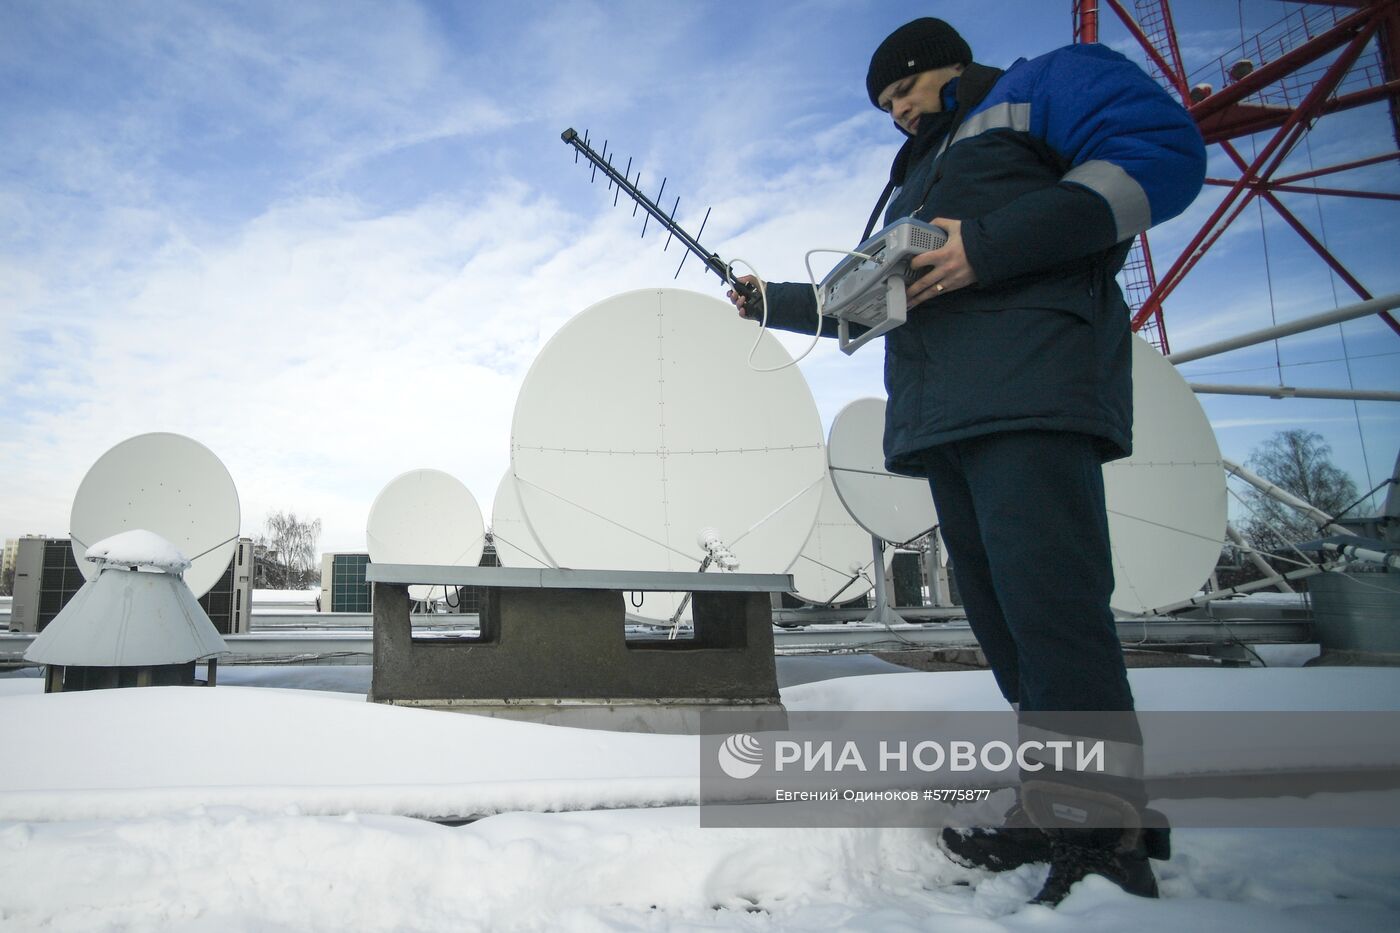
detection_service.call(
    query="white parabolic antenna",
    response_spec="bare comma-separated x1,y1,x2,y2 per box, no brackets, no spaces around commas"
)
490,471,551,570
69,433,241,599
790,474,893,605
510,288,826,576
493,464,686,622
1104,336,1226,613
367,469,486,600
828,397,938,544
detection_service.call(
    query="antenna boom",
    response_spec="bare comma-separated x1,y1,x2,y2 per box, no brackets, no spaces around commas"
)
561,128,757,303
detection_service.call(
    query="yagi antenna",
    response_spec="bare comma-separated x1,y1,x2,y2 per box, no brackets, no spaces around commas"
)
561,127,759,305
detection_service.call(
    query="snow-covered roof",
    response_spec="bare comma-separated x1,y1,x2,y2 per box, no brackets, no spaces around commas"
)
23,564,228,667
1,667,1399,928
252,588,321,605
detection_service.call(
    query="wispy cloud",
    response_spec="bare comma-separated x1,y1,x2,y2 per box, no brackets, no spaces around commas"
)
3,0,1397,555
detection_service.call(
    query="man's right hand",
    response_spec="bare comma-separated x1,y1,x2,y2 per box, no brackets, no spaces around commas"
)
726,275,763,320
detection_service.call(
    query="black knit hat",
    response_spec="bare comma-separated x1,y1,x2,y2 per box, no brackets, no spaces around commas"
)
866,17,972,107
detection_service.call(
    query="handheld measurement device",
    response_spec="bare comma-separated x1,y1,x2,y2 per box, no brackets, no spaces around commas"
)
818,218,948,354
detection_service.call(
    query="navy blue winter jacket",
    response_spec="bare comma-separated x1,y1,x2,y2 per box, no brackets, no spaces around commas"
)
758,44,1206,474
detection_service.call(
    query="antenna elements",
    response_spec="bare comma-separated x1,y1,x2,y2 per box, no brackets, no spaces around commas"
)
561,128,758,303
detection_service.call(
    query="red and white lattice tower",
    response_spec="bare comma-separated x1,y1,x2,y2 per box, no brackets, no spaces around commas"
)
1072,0,1400,354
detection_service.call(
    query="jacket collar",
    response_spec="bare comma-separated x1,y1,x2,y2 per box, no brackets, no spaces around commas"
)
863,61,1004,240
888,62,1003,186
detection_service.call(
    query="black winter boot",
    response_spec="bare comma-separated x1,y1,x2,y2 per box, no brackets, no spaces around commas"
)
938,802,1053,872
1019,779,1172,906
1031,827,1162,905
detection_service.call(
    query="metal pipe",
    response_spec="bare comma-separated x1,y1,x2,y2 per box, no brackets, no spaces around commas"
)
1221,458,1357,537
1323,541,1400,572
1075,0,1099,45
860,535,908,627
1150,563,1333,614
1189,383,1400,403
1226,523,1294,593
1271,151,1400,186
1202,178,1400,202
1266,184,1400,202
1167,293,1400,364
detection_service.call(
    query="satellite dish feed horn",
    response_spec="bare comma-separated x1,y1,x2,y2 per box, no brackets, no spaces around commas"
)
697,528,740,572
666,528,741,638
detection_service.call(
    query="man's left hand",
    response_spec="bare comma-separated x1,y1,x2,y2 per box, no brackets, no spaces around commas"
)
906,218,977,305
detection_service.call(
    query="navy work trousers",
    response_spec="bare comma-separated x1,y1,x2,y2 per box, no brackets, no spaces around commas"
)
923,430,1136,714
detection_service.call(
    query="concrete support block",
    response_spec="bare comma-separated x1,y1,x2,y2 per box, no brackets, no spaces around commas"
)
369,582,781,711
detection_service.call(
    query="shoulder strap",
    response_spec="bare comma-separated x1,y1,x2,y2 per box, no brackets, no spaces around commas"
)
861,180,897,242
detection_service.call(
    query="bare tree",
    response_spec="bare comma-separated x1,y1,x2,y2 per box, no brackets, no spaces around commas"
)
1242,429,1359,555
254,510,322,589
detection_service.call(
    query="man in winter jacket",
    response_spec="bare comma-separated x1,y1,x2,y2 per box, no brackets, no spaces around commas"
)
727,17,1205,905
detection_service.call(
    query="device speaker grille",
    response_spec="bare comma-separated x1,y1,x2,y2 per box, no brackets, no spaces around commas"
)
912,228,945,251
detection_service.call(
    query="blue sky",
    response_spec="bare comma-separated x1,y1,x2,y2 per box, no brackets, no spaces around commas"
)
2,0,1397,554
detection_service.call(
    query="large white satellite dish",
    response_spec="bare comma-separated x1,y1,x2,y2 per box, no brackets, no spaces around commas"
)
1105,336,1226,613
510,288,826,577
367,469,486,600
494,470,696,629
69,433,241,599
789,474,891,605
490,471,552,569
828,397,938,544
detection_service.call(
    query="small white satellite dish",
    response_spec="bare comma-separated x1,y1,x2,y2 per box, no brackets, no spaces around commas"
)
789,474,892,605
366,469,486,600
828,397,938,544
69,433,241,599
490,471,553,569
1105,336,1226,613
510,288,826,576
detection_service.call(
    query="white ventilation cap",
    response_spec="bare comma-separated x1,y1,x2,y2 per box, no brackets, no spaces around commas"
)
23,562,228,667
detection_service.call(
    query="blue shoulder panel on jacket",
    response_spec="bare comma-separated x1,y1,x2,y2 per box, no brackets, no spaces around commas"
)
958,44,1205,239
